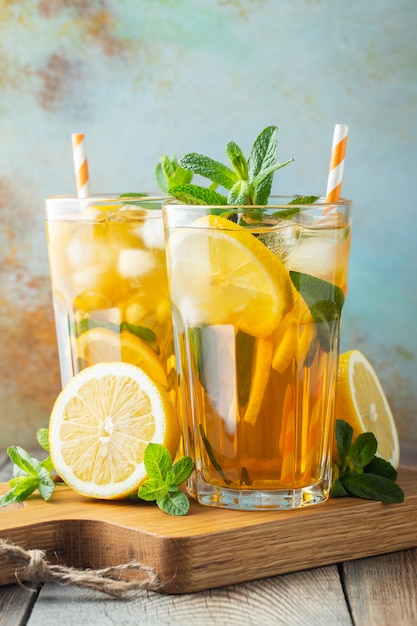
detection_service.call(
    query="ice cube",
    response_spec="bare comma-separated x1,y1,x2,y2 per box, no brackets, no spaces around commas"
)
285,236,339,282
141,217,165,250
66,234,115,271
118,248,155,278
257,220,301,261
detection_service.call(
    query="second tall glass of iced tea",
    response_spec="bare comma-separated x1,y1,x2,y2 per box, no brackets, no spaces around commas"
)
45,195,176,407
163,196,352,510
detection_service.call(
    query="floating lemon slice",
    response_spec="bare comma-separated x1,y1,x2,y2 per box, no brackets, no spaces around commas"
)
335,350,400,468
76,327,167,388
167,215,293,337
49,362,180,499
242,335,273,425
272,295,317,374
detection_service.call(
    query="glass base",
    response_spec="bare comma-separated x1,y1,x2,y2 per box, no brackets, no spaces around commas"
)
188,475,330,511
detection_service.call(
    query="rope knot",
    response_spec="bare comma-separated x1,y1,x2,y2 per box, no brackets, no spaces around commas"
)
0,538,161,598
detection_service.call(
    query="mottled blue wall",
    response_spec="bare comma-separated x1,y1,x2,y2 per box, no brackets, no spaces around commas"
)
0,0,416,451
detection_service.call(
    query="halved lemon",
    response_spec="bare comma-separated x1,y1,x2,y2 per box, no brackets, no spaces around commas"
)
335,350,400,468
167,215,294,338
76,327,167,387
49,362,180,499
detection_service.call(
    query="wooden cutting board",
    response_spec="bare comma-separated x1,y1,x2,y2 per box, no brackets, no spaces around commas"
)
1,468,417,594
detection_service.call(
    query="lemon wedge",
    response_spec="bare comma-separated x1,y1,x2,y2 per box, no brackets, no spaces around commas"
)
335,350,400,468
76,327,167,387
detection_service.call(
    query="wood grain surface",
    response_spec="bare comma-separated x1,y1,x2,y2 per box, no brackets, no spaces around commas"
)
1,468,416,595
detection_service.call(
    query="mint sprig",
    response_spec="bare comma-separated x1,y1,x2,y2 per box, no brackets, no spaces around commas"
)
331,420,404,504
138,443,194,515
0,429,55,507
159,126,293,206
155,154,193,194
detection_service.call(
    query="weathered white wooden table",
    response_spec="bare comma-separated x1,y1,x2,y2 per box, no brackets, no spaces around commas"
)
1,446,416,626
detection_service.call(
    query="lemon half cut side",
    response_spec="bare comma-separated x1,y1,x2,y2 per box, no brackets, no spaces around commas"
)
49,361,180,499
335,350,400,468
167,214,294,338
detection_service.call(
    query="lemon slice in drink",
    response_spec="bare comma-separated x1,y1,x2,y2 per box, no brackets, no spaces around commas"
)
49,362,180,499
76,327,167,387
167,215,293,337
335,350,400,468
243,335,273,425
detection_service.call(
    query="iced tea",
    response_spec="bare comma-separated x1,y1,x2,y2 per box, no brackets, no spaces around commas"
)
46,196,176,403
163,197,352,509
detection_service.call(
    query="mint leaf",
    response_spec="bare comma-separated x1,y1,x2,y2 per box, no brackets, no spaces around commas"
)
157,490,190,516
121,323,158,352
37,428,50,452
0,489,26,507
251,158,294,189
270,195,320,220
349,432,377,468
8,446,41,478
180,153,238,190
171,456,194,486
156,155,193,194
226,141,248,180
364,456,397,481
199,425,232,485
0,443,56,507
228,179,250,205
74,319,159,353
247,125,279,183
289,271,345,352
9,475,38,498
168,183,228,206
335,419,353,466
342,473,404,504
143,443,172,482
332,419,404,504
138,478,169,501
330,477,349,497
37,467,56,500
137,443,194,515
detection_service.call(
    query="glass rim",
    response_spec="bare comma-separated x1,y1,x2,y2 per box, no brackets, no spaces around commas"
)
46,193,168,202
162,195,352,210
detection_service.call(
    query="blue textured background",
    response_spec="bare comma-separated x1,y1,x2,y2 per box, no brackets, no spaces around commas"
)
0,0,416,452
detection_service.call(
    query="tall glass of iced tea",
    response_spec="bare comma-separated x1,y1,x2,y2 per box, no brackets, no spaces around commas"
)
45,195,176,407
163,196,352,510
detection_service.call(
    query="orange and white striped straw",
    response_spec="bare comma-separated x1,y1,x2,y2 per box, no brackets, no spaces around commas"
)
71,133,90,198
325,124,348,204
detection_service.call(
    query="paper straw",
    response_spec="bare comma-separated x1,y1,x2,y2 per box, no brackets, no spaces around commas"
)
71,133,91,198
325,124,348,203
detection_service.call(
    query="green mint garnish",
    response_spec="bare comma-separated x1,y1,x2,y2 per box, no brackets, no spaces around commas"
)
180,153,238,190
167,183,228,206
0,431,56,507
331,419,404,504
289,271,345,352
155,154,193,194
138,443,194,515
157,126,294,206
119,193,148,197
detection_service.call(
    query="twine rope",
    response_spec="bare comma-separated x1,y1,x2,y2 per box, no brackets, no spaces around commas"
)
0,539,161,598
